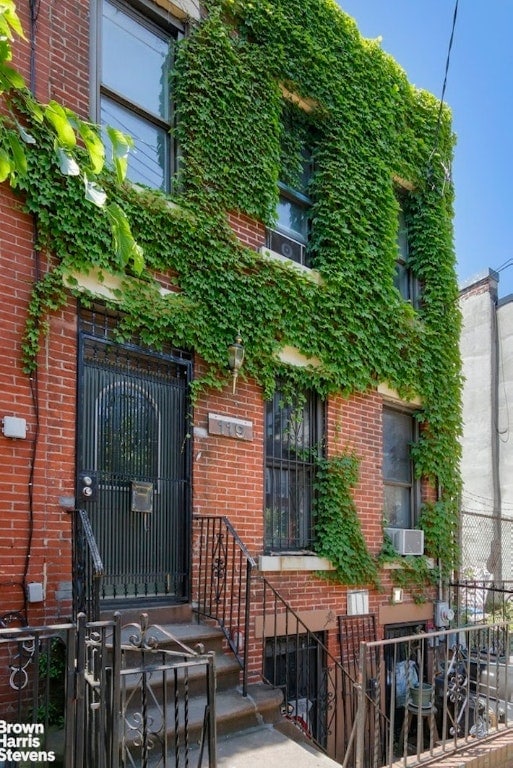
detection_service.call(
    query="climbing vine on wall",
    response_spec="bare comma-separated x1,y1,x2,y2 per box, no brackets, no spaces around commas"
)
313,453,379,586
0,0,462,578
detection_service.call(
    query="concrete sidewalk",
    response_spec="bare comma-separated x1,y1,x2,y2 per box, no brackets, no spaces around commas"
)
216,725,341,768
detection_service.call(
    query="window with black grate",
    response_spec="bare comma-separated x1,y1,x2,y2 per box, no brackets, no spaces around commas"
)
264,388,323,551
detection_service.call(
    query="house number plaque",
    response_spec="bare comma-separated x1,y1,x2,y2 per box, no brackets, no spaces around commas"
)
208,413,253,441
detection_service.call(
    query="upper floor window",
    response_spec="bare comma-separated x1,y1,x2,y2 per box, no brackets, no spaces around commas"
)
98,0,178,191
395,207,421,308
266,101,314,268
265,388,323,551
383,407,419,529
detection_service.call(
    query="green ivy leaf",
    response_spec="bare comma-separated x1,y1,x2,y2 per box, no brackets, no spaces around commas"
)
106,126,133,183
77,121,105,174
107,202,144,274
26,99,44,124
0,1,25,41
7,130,27,175
0,147,11,182
44,101,77,150
0,60,25,90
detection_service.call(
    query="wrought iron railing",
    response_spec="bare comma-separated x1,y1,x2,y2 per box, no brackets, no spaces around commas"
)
72,507,104,621
192,514,388,763
192,515,255,697
0,620,77,766
257,576,381,764
355,621,512,768
1,614,217,768
75,612,217,768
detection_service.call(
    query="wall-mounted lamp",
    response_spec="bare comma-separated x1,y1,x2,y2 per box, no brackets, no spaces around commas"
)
227,333,245,394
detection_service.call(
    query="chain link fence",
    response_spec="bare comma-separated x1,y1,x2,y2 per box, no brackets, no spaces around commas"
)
460,510,513,583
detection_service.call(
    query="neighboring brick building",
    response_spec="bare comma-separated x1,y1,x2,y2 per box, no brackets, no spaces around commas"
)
0,0,461,746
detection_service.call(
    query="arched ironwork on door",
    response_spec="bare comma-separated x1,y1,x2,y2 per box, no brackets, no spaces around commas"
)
76,304,192,606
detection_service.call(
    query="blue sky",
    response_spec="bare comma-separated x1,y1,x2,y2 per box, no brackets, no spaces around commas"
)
337,1,513,297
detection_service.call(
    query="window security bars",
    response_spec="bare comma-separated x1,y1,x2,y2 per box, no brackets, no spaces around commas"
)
265,391,322,551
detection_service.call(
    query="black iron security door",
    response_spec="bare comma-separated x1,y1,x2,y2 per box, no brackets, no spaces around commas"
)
77,307,192,605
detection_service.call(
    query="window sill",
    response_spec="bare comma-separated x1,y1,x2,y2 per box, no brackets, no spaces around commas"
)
258,246,323,284
382,558,436,570
258,554,335,572
63,267,173,301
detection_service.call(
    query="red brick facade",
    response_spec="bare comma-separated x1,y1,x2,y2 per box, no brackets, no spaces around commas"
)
0,0,437,667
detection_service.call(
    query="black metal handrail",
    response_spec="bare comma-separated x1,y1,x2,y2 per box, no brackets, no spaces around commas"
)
75,612,217,768
192,514,389,763
72,508,104,621
257,575,387,764
192,515,255,696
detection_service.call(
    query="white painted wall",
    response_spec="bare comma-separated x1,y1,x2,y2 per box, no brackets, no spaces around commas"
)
496,299,513,579
459,274,497,576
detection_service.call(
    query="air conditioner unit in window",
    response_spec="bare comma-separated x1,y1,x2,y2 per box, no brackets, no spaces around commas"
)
385,527,424,556
266,229,308,266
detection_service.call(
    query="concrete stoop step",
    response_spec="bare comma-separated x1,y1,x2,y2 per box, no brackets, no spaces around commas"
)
119,621,242,698
119,619,284,747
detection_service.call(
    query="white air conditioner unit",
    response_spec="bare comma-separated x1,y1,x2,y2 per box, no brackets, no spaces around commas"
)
385,527,424,556
265,229,308,266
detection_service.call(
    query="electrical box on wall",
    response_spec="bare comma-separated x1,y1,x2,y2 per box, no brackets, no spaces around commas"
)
2,416,27,439
26,582,44,603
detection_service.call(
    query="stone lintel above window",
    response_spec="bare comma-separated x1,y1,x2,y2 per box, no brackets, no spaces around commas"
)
378,383,422,407
279,83,318,113
150,0,199,22
393,174,415,192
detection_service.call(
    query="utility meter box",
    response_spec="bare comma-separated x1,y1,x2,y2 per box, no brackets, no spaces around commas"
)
435,600,454,627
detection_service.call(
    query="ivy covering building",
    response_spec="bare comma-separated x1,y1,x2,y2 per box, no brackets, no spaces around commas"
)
0,0,461,758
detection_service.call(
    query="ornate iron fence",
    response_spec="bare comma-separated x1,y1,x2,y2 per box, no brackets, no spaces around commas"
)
354,621,512,768
0,613,217,768
257,576,373,764
0,619,77,766
192,514,386,764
